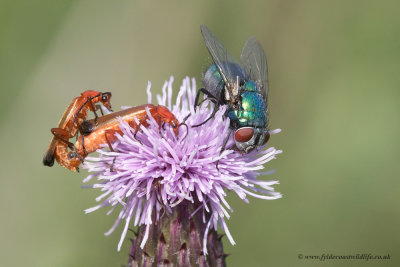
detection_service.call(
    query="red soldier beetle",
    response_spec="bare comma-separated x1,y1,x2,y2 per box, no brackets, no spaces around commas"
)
43,90,112,168
60,104,188,171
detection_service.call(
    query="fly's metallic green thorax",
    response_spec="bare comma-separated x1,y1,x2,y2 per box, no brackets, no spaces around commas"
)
195,25,270,153
227,91,267,128
203,66,267,129
243,81,257,92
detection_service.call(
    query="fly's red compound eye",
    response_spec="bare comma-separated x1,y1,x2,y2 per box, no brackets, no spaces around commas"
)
263,132,270,145
234,127,254,143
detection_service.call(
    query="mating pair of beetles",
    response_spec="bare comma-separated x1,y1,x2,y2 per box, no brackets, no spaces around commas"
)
43,25,271,171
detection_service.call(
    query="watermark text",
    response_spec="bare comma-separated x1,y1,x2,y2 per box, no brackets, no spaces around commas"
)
297,253,391,261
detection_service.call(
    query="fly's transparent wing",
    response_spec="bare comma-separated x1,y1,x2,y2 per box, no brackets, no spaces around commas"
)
240,37,269,100
201,25,242,85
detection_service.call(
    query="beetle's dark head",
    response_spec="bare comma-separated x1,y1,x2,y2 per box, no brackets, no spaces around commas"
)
80,120,95,136
100,92,112,110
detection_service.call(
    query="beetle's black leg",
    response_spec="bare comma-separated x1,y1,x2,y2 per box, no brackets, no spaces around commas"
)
98,104,104,116
132,124,143,145
52,132,84,162
159,122,166,139
110,157,116,172
81,133,87,157
104,129,119,172
90,100,100,126
70,146,85,162
69,95,102,138
77,124,88,157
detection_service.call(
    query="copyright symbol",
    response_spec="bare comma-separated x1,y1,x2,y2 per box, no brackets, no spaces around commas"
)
298,254,303,259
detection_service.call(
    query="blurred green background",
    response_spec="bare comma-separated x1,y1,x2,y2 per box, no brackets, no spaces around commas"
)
1,0,399,266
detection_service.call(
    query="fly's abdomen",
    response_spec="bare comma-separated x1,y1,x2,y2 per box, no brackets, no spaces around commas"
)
202,63,248,99
228,91,267,128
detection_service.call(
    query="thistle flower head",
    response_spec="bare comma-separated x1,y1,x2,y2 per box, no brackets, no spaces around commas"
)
83,77,282,253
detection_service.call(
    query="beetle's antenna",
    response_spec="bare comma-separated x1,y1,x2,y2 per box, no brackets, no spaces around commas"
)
178,123,189,142
179,113,191,142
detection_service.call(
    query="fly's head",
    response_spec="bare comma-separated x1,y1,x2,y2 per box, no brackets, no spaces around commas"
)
234,127,270,153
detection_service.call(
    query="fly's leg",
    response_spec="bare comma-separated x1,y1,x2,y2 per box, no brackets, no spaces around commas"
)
216,128,233,171
194,88,218,107
192,88,220,127
182,113,191,123
192,98,219,127
220,128,233,154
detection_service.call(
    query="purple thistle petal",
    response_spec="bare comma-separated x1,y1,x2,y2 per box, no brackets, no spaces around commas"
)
82,77,282,254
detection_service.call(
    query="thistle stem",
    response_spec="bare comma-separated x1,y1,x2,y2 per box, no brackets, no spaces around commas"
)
127,201,226,267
